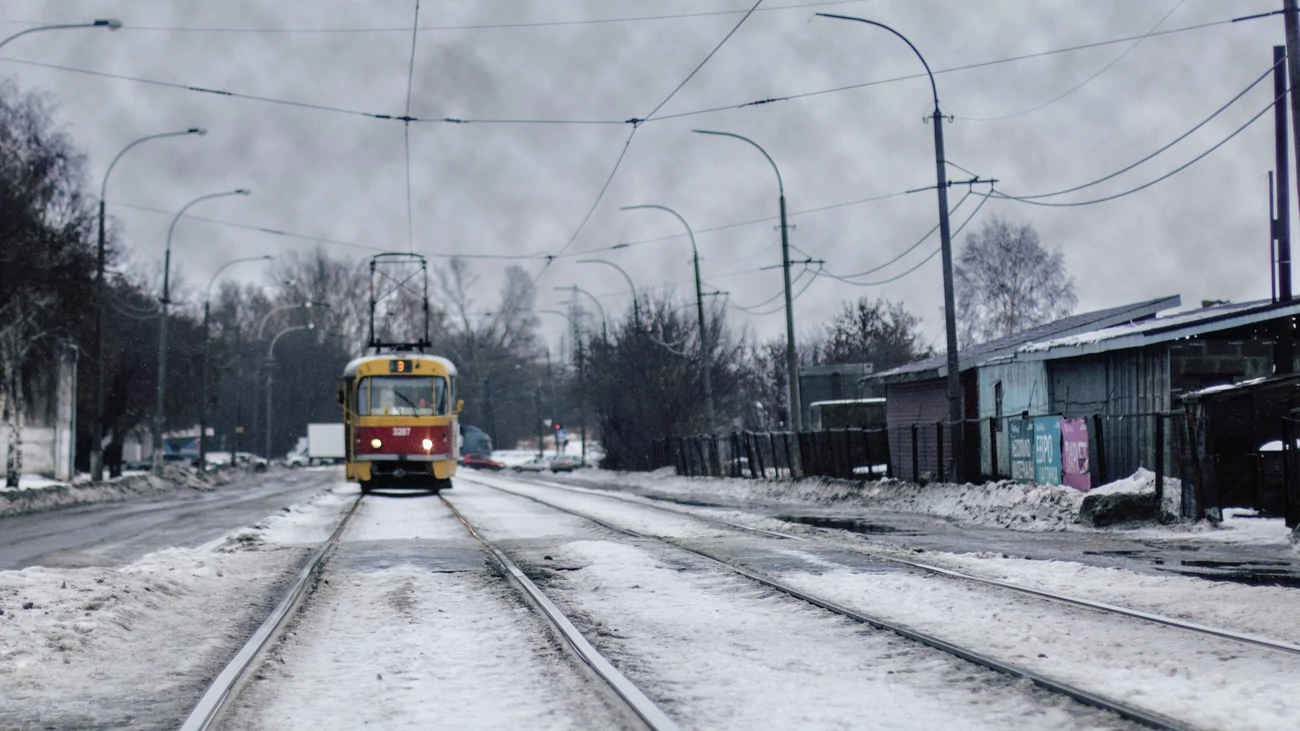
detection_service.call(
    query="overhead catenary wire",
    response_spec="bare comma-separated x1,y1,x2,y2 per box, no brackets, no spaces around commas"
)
822,189,973,280
0,14,1239,127
533,1,764,285
3,1,870,34
957,0,1186,122
824,187,995,287
403,0,421,254
999,58,1280,201
994,92,1279,208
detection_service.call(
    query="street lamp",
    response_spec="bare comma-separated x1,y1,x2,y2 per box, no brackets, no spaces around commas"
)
199,255,274,470
815,13,964,479
0,19,122,52
257,301,329,340
555,285,607,342
264,324,314,461
692,129,801,432
153,188,251,473
620,204,716,433
577,259,640,330
92,127,206,479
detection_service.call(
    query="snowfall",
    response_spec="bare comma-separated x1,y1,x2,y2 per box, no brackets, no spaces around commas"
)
2,462,1299,729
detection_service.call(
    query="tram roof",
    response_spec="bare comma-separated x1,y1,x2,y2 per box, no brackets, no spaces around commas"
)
343,352,457,377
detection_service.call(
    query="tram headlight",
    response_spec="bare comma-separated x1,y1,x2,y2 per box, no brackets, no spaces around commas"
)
422,438,433,451
370,438,382,449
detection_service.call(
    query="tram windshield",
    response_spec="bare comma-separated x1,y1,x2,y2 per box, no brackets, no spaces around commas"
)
358,376,447,416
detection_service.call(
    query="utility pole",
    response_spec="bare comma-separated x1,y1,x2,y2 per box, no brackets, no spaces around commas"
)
1285,1,1300,212
577,334,587,464
1278,44,1296,375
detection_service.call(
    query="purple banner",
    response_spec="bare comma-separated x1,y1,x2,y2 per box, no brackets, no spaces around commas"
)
1061,418,1091,492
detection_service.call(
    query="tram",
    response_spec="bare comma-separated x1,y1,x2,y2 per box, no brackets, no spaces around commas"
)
338,253,460,493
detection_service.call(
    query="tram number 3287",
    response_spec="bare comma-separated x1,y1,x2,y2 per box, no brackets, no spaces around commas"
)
391,427,412,436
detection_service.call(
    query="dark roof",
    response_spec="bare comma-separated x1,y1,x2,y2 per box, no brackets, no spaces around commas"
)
867,295,1181,385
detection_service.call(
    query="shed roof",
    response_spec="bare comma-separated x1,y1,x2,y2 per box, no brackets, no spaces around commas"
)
1013,298,1300,361
867,295,1181,385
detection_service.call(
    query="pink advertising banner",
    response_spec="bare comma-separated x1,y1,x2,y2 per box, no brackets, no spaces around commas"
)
1061,418,1091,492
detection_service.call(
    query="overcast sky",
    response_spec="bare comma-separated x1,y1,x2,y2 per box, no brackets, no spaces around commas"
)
1,0,1289,352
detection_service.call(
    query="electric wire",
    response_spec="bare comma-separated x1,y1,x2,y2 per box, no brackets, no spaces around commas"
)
642,0,763,121
823,187,995,287
724,266,810,312
1,1,870,34
729,265,821,316
994,92,1279,208
823,189,972,280
403,0,421,254
1000,58,1280,201
958,0,1185,122
0,14,1236,127
643,15,1240,124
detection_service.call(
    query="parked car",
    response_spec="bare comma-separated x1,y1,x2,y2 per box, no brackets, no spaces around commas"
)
512,456,552,472
234,452,269,472
460,453,504,471
549,455,584,473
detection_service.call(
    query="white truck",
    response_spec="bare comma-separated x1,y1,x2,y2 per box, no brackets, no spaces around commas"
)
287,423,346,466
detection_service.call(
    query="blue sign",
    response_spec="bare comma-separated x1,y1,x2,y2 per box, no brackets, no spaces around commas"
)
1033,417,1062,485
556,428,568,442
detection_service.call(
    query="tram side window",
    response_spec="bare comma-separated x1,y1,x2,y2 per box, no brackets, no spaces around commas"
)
358,376,448,416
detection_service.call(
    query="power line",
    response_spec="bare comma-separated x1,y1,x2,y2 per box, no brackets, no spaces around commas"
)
0,14,1241,129
958,0,1186,122
1002,58,1279,201
565,188,916,258
994,94,1278,208
822,187,994,287
823,189,973,280
0,1,870,34
643,0,763,121
643,15,1240,124
403,0,422,254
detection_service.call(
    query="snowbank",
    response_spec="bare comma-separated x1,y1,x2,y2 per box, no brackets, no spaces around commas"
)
0,464,257,518
565,467,1195,533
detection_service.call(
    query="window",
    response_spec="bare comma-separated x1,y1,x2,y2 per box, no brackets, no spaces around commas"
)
994,381,1004,432
358,376,447,416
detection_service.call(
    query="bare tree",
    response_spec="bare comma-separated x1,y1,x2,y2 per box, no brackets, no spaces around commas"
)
0,296,51,486
955,215,1076,346
821,297,932,369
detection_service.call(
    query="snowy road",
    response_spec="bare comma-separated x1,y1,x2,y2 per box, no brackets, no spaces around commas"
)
0,468,337,570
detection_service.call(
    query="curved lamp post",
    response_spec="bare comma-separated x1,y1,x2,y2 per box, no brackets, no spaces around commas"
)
92,126,205,478
692,129,801,432
620,204,716,433
264,324,314,460
577,259,639,329
199,255,274,470
555,285,607,342
0,19,121,52
153,189,251,473
815,13,963,478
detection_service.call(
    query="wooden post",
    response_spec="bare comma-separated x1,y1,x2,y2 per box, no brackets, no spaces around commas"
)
936,422,945,483
911,424,920,483
882,426,893,479
1154,414,1165,519
1092,414,1108,486
862,428,873,480
989,416,998,479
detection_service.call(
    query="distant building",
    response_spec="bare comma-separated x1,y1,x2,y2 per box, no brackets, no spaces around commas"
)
797,363,876,428
460,424,492,454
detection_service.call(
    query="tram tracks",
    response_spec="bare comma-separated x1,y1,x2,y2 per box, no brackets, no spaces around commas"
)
519,476,1300,658
179,490,678,731
461,473,1300,731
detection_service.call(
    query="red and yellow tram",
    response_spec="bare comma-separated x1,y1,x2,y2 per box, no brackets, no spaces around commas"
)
338,352,461,493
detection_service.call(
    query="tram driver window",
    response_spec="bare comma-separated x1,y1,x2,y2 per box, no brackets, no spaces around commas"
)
359,376,448,416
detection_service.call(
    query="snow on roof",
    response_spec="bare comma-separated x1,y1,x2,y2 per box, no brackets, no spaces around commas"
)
1018,300,1268,354
1182,376,1272,398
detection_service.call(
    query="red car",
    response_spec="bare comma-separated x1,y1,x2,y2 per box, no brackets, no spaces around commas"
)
459,453,504,471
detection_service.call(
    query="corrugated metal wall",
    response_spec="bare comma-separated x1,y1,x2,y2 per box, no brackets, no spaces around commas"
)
886,379,949,481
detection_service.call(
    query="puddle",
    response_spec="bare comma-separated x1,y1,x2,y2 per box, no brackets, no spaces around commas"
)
1082,550,1145,556
1180,559,1292,568
775,515,914,535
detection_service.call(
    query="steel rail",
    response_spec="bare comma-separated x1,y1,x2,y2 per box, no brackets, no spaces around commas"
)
180,494,364,731
521,476,1300,659
439,494,680,731
461,475,1195,731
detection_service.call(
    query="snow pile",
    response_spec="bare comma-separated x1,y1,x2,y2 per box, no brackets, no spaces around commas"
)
217,484,357,550
566,466,1194,532
0,464,253,518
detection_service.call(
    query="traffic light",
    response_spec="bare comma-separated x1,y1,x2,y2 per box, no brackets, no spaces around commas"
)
554,423,562,430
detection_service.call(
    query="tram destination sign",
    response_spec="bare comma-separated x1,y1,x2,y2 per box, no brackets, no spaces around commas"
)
389,359,414,374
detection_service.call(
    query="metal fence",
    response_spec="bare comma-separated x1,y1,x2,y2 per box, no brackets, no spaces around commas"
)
649,411,1206,519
